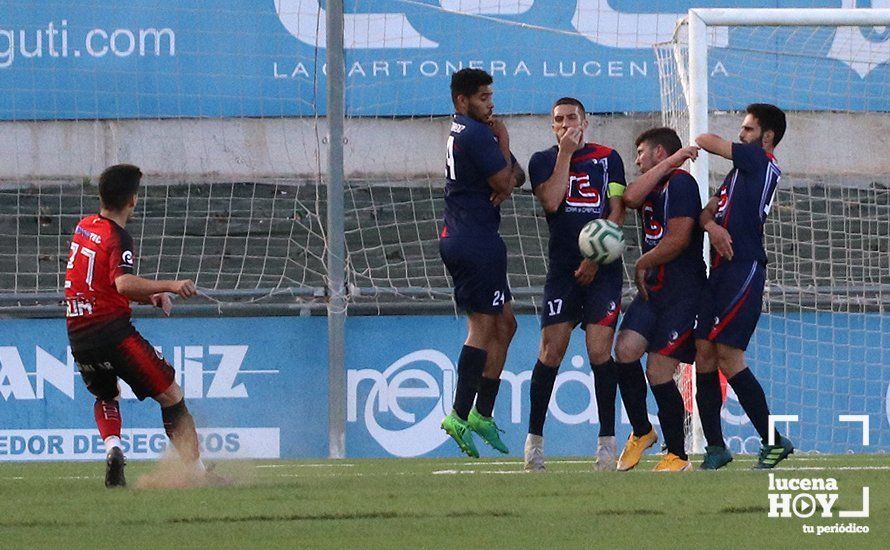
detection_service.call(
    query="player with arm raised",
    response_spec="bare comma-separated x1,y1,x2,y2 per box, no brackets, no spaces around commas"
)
694,104,794,470
439,69,525,457
65,164,210,488
612,128,704,471
523,97,626,472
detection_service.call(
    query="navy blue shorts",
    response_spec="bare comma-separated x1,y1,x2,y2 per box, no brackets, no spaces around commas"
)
694,260,765,351
620,293,699,364
440,235,512,314
540,263,622,329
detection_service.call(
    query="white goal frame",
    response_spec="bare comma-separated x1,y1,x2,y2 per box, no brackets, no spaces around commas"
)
685,7,890,202
677,7,890,453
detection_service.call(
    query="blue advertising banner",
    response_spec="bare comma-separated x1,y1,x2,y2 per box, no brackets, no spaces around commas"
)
0,316,329,460
1,312,888,460
345,313,890,458
1,1,887,120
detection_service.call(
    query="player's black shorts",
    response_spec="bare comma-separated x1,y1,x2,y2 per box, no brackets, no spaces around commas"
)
72,332,175,401
620,292,699,364
540,262,622,329
694,260,765,351
440,234,512,314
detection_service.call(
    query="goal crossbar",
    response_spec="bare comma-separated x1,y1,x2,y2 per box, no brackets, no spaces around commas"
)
685,8,890,196
672,7,890,453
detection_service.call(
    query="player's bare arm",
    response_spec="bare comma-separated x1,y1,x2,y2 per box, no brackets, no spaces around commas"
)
487,117,518,205
605,196,625,227
624,146,700,209
700,196,734,260
635,217,695,300
695,133,733,160
533,126,581,213
511,161,526,188
115,274,197,302
573,258,599,287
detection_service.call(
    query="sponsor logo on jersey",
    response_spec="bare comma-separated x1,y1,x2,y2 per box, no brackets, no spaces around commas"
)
566,172,603,209
642,201,664,243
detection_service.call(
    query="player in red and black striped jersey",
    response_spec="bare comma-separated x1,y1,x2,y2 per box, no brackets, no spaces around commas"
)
614,127,705,472
694,104,794,470
64,164,210,488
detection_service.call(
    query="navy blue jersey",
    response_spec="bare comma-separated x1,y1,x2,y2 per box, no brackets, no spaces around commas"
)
528,143,626,271
441,114,508,238
711,142,781,267
640,169,706,294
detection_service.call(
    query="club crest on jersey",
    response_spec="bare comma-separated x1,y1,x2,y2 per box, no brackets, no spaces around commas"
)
566,172,602,209
121,250,134,266
669,330,679,341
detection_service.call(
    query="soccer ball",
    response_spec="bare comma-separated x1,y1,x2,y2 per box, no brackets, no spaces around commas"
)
578,219,626,264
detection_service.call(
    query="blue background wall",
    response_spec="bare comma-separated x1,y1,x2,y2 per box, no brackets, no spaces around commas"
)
2,1,888,119
1,313,887,460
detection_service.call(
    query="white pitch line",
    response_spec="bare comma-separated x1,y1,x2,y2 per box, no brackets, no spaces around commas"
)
254,463,355,469
433,469,525,475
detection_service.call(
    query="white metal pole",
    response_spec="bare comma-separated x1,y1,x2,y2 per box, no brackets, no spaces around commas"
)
687,9,710,455
326,0,347,460
694,7,890,26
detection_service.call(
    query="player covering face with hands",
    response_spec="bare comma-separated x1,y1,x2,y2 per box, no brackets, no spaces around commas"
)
439,69,525,458
65,164,221,488
524,97,627,471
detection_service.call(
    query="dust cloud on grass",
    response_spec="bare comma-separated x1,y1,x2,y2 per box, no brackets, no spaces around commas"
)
134,449,251,489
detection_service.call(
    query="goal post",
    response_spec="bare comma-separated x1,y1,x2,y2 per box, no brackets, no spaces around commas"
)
657,6,890,454
684,7,890,200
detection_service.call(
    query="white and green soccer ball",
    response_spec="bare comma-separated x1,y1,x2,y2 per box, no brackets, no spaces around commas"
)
577,219,626,264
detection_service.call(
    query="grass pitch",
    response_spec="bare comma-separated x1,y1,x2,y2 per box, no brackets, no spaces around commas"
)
1,454,887,549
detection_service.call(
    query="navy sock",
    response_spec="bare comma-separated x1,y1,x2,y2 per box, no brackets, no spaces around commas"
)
728,368,779,445
695,371,726,448
453,345,486,420
161,399,200,463
591,359,618,437
475,377,501,418
615,360,652,436
651,381,688,460
528,360,559,436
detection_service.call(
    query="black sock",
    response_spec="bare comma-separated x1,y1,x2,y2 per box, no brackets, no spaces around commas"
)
728,368,779,445
528,360,559,436
591,359,618,437
615,360,652,436
696,371,726,448
452,345,487,420
161,399,200,463
475,377,501,418
651,381,688,460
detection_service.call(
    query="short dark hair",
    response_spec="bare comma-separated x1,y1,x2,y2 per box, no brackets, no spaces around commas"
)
99,164,142,211
450,68,493,103
552,97,586,116
635,127,682,155
747,103,786,147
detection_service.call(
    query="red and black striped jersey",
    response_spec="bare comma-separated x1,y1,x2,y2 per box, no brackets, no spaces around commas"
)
64,214,137,350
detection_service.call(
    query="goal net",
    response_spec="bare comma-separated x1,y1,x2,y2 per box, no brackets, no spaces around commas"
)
1,2,654,316
656,7,890,453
